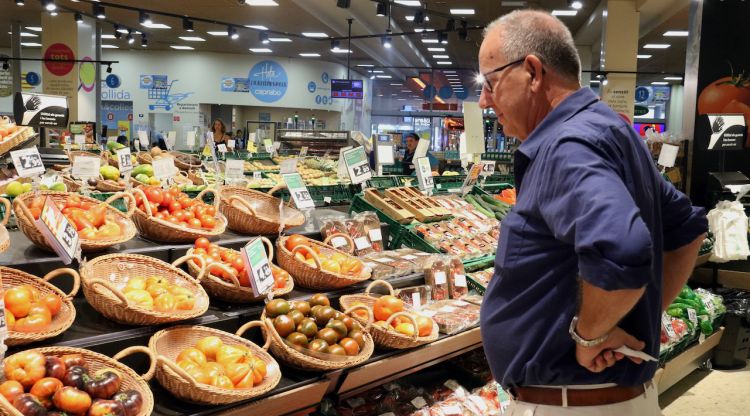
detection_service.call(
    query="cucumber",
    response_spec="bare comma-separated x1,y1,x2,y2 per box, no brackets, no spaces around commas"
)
481,195,511,209
495,212,505,221
466,195,494,217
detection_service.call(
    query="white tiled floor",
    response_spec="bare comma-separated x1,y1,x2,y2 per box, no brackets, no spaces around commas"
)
660,361,750,415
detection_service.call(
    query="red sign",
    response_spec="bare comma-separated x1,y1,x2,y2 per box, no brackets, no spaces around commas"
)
43,43,75,76
107,113,114,121
173,116,181,122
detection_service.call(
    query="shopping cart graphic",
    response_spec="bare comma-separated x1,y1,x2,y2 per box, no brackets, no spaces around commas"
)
148,80,193,111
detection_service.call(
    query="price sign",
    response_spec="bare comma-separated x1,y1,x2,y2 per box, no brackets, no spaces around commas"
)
228,139,236,150
72,156,101,179
662,312,676,338
11,146,45,177
479,160,496,177
343,146,372,185
687,308,698,326
280,158,298,174
415,157,434,191
37,197,79,264
186,131,196,148
166,131,177,150
74,134,86,148
253,171,262,180
461,162,484,195
225,159,244,179
414,138,430,159
247,141,257,153
217,144,228,154
137,131,149,150
263,139,274,154
658,143,680,168
282,172,315,209
240,237,274,297
152,157,177,180
116,147,133,173
299,146,308,157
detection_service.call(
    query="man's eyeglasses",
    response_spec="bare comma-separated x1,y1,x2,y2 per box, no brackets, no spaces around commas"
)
481,58,525,94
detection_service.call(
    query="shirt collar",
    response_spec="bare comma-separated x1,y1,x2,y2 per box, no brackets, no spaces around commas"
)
516,87,600,160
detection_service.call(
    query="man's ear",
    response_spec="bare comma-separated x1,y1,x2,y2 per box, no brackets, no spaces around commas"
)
525,55,545,92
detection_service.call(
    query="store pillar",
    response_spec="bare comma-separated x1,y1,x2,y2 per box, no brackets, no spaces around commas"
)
41,12,98,122
599,0,639,122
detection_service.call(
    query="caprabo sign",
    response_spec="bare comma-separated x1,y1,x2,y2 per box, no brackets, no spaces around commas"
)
248,60,288,103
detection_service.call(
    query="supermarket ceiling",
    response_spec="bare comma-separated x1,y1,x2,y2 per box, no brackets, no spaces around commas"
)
1,0,689,90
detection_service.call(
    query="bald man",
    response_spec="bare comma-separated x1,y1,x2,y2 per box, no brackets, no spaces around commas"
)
477,10,706,415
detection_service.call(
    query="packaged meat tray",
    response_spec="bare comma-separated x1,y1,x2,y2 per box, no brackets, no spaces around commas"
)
419,300,481,334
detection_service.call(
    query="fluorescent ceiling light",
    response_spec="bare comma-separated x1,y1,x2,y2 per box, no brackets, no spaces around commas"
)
269,37,291,42
663,30,688,37
372,70,384,73
101,44,119,49
637,54,652,59
302,32,328,38
25,26,42,32
437,61,452,65
245,25,269,30
414,28,435,33
117,27,130,34
20,42,42,47
170,45,195,50
551,10,577,16
332,49,353,54
590,80,600,83
644,44,670,49
422,39,439,43
142,23,171,29
432,55,449,59
179,36,206,41
8,32,38,37
397,98,407,101
651,81,669,85
443,70,457,73
245,0,279,5
401,90,411,92
356,64,374,67
427,47,445,52
395,1,421,5
207,31,228,36
391,83,403,86
376,75,392,78
406,16,430,22
664,76,683,80
450,9,475,15
250,48,273,53
101,34,115,39
502,0,528,6
299,53,320,57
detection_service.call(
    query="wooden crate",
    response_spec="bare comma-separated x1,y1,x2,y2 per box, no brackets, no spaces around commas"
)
363,189,415,224
385,187,442,222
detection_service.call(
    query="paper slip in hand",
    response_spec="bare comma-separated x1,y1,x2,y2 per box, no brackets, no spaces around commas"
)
613,346,657,362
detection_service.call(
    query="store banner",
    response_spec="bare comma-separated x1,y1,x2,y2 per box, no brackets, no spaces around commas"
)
13,92,69,128
706,114,746,150
601,73,636,122
41,13,79,119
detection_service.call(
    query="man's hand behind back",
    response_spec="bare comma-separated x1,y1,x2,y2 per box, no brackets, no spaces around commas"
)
576,327,646,373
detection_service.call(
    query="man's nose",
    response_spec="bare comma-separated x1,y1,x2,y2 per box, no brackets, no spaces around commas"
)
478,87,492,109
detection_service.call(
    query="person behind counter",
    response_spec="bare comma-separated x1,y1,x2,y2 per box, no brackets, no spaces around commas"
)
207,118,231,149
402,132,438,175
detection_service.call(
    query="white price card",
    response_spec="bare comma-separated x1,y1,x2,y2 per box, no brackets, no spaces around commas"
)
687,308,698,325
225,159,244,179
461,162,485,195
253,171,262,180
72,156,101,179
658,143,680,168
415,138,430,159
411,292,421,309
662,312,676,338
74,134,86,148
137,131,149,150
37,197,79,264
166,131,177,150
354,236,371,251
479,160,496,177
152,156,177,180
454,274,467,287
282,172,315,209
240,237,274,297
342,146,372,185
415,157,434,191
116,147,133,173
299,146,308,157
217,143,228,154
263,139,274,154
228,139,236,150
434,271,447,285
186,130,197,148
330,235,348,249
11,146,45,177
280,158,298,174
369,228,383,242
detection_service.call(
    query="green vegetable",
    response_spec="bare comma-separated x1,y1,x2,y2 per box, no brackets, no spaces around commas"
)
667,307,683,318
465,195,494,217
700,320,713,335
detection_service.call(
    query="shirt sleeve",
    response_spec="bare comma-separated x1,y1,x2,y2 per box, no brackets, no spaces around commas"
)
660,178,708,251
538,137,653,291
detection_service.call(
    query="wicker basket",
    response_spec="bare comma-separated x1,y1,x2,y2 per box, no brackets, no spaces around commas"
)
170,151,203,171
218,186,305,235
0,120,35,156
0,345,155,416
136,152,153,165
95,178,128,192
322,233,355,255
340,280,439,349
2,267,80,347
131,187,227,243
256,307,375,371
61,175,82,192
276,236,371,290
149,323,281,405
79,254,211,326
13,191,137,253
187,170,206,185
185,237,294,303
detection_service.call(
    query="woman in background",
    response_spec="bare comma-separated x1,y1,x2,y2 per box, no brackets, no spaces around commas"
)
207,119,231,150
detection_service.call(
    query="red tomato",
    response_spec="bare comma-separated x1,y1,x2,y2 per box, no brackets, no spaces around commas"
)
195,238,210,250
231,257,245,273
205,206,217,216
188,218,202,229
200,215,217,229
144,187,164,204
161,192,174,207
154,212,167,220
173,211,187,222
169,187,182,196
698,75,750,115
168,201,183,213
183,210,195,221
167,216,181,225
285,234,308,251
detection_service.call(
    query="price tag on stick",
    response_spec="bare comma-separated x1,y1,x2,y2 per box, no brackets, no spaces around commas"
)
166,131,177,151
37,197,80,264
282,172,315,209
116,147,133,173
152,157,177,180
299,146,308,157
263,139,274,154
11,146,45,177
343,146,372,185
137,131,149,150
72,156,101,179
225,159,244,179
241,237,275,297
479,160,496,177
186,131,196,148
74,134,86,149
461,162,484,195
415,157,434,192
280,158,298,175
253,171,262,180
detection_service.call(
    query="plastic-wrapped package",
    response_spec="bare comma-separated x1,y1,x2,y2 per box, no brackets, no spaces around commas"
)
707,200,750,263
320,216,354,253
395,285,432,308
424,256,449,301
345,217,376,256
447,257,468,299
357,211,385,252
420,300,481,334
392,249,435,269
365,252,418,276
362,259,399,280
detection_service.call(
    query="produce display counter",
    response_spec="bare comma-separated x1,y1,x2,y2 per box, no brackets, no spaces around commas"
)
655,328,725,393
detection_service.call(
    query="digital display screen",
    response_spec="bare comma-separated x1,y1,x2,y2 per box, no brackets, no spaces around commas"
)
377,134,392,142
331,79,363,99
634,122,665,135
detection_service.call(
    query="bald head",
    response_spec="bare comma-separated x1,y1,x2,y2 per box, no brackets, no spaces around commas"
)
483,10,581,83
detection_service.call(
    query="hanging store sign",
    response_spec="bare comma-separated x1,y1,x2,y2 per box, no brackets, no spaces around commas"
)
13,92,69,128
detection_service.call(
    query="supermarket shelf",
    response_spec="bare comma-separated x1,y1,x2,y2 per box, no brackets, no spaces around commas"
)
695,253,711,268
655,327,725,393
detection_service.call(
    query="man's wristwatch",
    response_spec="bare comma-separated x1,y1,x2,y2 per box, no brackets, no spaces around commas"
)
569,316,609,347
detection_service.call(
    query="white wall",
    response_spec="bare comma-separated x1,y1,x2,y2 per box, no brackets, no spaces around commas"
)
668,84,684,136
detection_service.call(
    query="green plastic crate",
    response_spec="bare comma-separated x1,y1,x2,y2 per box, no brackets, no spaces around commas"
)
366,176,398,189
481,151,514,162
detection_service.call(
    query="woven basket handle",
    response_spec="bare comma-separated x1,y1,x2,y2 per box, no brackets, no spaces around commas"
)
291,245,321,269
171,254,206,286
344,304,374,332
236,320,272,351
267,183,286,196
157,355,198,387
227,195,257,216
385,311,419,341
88,278,129,306
104,192,136,218
131,188,153,217
196,188,220,214
198,261,241,288
43,268,81,299
12,195,34,224
365,279,395,297
113,346,156,382
0,197,10,227
322,233,355,255
260,236,274,262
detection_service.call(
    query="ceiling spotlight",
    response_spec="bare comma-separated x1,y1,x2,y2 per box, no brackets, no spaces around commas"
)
414,9,425,24
376,1,387,16
139,11,152,26
445,19,455,32
141,34,148,47
336,0,351,8
569,0,583,9
260,31,269,44
74,13,83,24
126,31,134,44
438,31,448,44
15,0,24,6
106,64,112,73
331,39,341,51
382,35,392,48
183,18,194,32
228,26,239,39
42,0,56,11
93,4,105,19
50,11,57,16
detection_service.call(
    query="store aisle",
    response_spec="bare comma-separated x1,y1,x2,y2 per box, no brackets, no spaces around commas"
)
660,361,750,415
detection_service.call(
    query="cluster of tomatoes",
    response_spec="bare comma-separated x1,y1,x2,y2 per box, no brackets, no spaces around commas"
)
134,186,219,230
175,336,267,390
191,238,288,289
29,195,126,240
265,295,366,358
1,351,143,416
285,234,365,277
4,285,63,333
121,276,196,313
352,295,433,338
